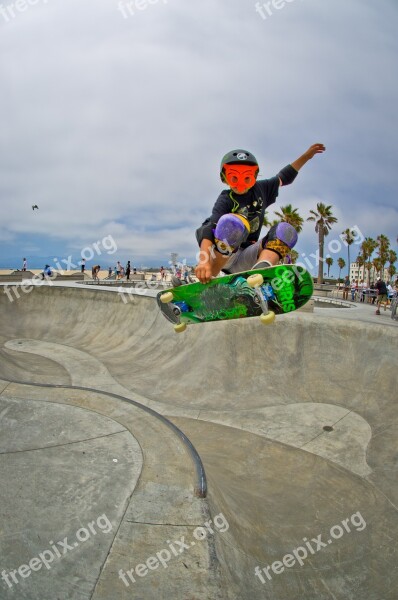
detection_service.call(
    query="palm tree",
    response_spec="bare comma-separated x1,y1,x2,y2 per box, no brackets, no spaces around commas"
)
365,261,374,285
373,257,382,278
388,265,397,282
307,203,338,284
388,250,397,281
326,257,333,277
337,257,346,283
341,228,356,277
289,249,299,264
361,237,377,284
376,234,390,275
274,204,304,233
263,212,272,228
356,254,365,282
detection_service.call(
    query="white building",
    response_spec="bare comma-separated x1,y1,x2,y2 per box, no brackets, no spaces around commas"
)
350,262,390,283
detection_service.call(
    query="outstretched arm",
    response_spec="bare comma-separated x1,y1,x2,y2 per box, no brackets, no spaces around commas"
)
277,143,325,186
290,143,325,172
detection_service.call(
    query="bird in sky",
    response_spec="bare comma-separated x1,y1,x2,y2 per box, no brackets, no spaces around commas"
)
32,205,39,210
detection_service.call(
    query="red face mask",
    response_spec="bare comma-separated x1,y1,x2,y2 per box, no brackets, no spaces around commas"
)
223,164,258,193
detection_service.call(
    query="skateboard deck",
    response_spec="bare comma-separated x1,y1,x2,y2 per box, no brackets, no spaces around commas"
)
157,264,313,330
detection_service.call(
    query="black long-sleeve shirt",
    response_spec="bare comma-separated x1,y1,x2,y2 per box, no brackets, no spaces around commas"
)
197,176,280,248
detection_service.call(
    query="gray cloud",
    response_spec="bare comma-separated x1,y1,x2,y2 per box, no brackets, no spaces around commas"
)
0,0,397,271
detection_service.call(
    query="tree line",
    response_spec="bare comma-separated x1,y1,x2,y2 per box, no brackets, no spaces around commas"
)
264,203,397,285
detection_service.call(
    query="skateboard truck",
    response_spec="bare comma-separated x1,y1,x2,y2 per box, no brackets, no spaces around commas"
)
247,274,276,325
160,292,187,333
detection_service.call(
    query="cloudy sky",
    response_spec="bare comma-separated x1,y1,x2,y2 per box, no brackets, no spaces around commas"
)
0,0,397,276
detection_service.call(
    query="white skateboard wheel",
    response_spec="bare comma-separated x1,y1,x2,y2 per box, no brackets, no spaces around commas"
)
247,273,264,288
160,292,174,303
260,311,275,325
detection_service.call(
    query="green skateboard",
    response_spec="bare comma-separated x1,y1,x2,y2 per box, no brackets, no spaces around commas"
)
157,264,313,332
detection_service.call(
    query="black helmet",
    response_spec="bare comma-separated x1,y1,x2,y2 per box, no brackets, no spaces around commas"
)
220,149,259,180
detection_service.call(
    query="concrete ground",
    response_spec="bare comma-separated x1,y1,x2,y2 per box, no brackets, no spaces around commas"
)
0,280,397,600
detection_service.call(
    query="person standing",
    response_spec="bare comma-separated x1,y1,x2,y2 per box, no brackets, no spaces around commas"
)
350,280,358,302
92,265,101,283
126,261,131,280
369,281,376,304
375,276,388,315
343,275,350,300
81,258,86,273
22,258,27,271
359,279,367,303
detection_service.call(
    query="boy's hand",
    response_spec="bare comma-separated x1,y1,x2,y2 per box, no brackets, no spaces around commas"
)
304,143,325,159
291,143,325,172
195,262,213,284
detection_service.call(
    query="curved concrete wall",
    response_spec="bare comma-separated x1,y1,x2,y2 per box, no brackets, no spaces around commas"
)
1,286,395,409
1,285,397,600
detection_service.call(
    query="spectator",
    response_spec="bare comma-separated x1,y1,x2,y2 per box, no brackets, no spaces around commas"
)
41,264,52,280
387,282,394,303
359,279,367,303
343,275,350,300
369,282,376,304
108,266,112,278
22,258,27,271
183,266,194,284
126,261,131,280
160,266,165,281
81,258,86,273
92,265,101,283
375,276,388,315
350,279,357,302
171,267,182,286
116,261,122,279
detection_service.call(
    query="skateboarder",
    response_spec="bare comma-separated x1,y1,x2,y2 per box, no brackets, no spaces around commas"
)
190,144,325,285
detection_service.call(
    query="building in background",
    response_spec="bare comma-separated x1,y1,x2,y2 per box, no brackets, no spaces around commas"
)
350,262,390,283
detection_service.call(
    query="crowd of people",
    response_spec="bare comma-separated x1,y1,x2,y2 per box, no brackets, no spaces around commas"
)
341,275,397,314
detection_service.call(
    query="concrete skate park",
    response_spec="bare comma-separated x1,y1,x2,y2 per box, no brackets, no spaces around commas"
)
0,277,397,600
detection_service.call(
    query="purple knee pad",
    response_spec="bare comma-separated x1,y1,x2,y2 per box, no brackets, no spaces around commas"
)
214,214,249,255
262,222,298,249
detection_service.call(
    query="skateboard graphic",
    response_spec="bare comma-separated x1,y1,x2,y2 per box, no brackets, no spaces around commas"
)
157,264,313,333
